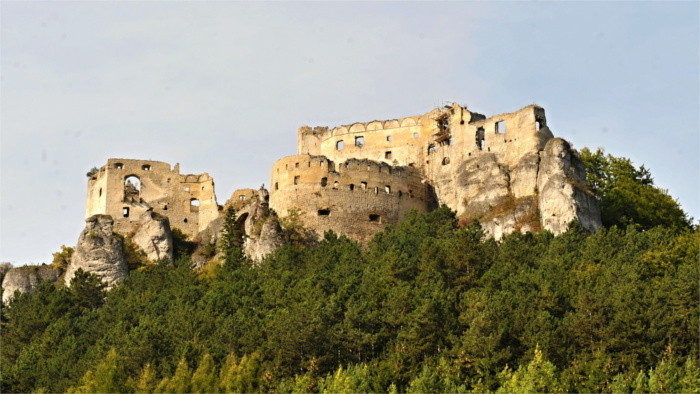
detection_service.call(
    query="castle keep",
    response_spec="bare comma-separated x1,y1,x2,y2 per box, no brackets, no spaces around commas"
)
85,103,602,248
86,159,219,236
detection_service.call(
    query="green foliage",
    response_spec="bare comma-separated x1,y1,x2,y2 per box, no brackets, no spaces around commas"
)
51,245,74,270
580,148,692,230
85,166,99,178
219,205,245,268
171,227,197,260
497,346,562,393
1,207,697,393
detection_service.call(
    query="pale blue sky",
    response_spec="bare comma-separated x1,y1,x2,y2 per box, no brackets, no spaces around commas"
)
2,1,698,265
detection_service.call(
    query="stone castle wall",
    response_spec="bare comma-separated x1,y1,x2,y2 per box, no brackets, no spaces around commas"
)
269,154,431,242
85,158,219,237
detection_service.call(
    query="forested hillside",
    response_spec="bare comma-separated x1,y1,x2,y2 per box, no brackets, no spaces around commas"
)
1,151,697,393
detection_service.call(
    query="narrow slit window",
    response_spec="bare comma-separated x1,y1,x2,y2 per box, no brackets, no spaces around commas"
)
294,176,300,185
274,182,279,190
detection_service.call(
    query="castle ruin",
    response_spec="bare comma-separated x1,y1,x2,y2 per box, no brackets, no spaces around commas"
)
85,103,602,249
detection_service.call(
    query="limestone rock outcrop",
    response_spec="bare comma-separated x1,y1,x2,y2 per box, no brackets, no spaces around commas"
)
132,210,174,262
230,188,285,262
537,138,602,234
2,265,61,304
65,214,128,289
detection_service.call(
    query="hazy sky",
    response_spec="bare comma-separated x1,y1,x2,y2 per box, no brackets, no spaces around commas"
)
2,1,698,265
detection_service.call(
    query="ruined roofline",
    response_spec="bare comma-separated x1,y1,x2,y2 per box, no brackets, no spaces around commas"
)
297,103,543,137
274,154,417,174
100,158,212,179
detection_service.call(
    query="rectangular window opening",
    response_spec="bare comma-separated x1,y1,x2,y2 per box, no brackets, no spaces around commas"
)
369,214,381,223
495,120,505,134
355,136,365,147
122,207,130,217
385,151,392,159
318,209,331,216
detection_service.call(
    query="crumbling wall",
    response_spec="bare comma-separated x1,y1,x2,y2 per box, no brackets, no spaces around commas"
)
86,159,219,238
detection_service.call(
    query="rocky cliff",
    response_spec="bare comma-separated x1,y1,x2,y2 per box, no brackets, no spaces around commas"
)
2,265,61,304
131,210,174,262
64,215,128,289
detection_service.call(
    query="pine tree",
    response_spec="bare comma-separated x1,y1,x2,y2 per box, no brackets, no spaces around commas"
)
220,206,245,268
191,353,217,393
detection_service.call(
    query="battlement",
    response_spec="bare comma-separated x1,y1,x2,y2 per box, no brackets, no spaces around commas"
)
269,154,432,242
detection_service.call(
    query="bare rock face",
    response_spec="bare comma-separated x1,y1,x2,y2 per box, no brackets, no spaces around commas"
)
132,210,174,262
65,215,128,289
237,189,285,261
244,216,285,262
537,138,602,234
2,265,61,304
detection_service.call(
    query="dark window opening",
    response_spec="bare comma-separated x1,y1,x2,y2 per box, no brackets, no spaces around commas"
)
374,187,379,194
428,144,436,154
318,209,331,216
385,151,392,159
184,218,188,223
442,157,450,165
294,176,300,185
142,164,151,171
163,205,168,211
349,184,355,191
408,189,414,198
386,135,392,142
295,162,299,168
321,177,328,187
336,140,344,151
495,120,505,134
114,163,124,169
369,214,381,223
355,136,365,147
476,127,485,150
398,190,403,197
274,182,279,190
122,207,130,217
99,188,102,197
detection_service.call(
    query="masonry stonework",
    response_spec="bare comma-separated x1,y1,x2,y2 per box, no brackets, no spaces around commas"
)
86,158,219,238
85,102,601,253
